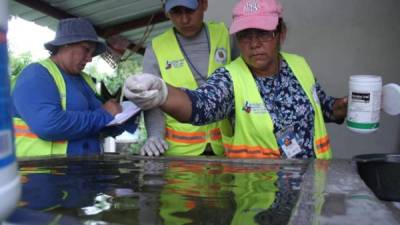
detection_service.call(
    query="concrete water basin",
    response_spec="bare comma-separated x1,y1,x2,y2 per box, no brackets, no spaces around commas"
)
6,155,400,225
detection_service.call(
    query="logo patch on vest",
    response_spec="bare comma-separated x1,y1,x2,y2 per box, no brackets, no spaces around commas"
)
165,59,185,70
242,101,267,114
214,48,227,64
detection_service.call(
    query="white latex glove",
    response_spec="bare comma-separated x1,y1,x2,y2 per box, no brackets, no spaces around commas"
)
124,73,168,110
140,136,168,156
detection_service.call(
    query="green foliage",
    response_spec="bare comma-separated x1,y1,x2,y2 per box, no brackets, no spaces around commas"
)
85,62,110,82
84,54,143,96
8,49,143,98
102,55,143,95
9,51,33,77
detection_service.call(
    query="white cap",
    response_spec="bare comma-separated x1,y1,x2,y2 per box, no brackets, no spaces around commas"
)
382,83,400,116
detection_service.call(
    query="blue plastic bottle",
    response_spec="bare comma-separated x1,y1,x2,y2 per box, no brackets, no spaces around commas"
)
0,1,21,221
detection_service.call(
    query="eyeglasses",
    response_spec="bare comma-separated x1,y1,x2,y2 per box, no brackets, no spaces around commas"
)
236,29,277,44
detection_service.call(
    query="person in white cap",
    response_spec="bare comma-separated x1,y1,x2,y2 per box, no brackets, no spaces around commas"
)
12,17,138,157
125,0,348,159
140,0,239,157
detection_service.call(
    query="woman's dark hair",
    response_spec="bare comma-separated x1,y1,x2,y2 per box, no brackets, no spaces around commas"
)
276,18,287,34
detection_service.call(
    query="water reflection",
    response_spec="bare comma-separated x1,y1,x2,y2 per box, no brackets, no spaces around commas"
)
11,157,306,225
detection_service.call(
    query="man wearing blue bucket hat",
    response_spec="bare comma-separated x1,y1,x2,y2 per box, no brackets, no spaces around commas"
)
12,17,138,157
139,0,238,157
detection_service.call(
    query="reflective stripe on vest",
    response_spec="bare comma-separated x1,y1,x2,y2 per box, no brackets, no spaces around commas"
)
14,124,66,144
13,59,97,157
224,144,280,159
153,22,232,156
14,124,39,139
209,128,222,140
224,52,332,159
165,127,222,144
315,136,330,155
166,128,206,144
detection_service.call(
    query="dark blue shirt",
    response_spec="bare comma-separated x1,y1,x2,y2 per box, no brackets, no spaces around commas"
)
186,59,337,158
12,63,138,156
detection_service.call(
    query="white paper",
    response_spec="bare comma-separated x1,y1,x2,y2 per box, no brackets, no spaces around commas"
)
106,101,141,126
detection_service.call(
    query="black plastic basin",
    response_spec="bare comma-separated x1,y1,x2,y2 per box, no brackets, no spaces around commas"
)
353,153,400,202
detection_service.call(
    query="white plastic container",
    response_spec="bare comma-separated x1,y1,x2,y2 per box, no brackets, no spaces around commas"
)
347,75,382,134
0,1,21,221
103,137,116,153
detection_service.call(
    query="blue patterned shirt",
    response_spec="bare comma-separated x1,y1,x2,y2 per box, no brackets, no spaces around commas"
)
185,59,337,158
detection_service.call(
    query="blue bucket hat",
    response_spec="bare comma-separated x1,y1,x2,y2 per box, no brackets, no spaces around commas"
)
44,17,106,56
165,0,199,12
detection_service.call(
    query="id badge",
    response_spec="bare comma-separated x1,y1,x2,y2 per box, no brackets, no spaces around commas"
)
276,126,302,158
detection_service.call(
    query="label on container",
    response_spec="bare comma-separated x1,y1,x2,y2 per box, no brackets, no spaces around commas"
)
349,90,380,115
347,90,381,130
352,92,370,103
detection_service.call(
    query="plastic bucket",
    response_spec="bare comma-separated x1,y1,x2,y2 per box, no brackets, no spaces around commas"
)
353,154,400,201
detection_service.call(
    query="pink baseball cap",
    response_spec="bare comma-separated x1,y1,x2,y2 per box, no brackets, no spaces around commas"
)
230,0,283,34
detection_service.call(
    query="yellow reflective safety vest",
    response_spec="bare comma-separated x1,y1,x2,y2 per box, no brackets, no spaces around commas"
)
13,59,97,157
152,22,232,156
223,52,332,159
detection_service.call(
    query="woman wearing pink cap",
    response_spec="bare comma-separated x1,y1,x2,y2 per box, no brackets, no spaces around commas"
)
124,0,348,159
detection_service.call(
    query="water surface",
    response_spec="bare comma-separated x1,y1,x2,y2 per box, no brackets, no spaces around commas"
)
10,156,307,225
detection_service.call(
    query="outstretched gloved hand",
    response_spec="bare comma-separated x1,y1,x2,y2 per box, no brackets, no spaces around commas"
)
124,73,168,110
140,136,168,156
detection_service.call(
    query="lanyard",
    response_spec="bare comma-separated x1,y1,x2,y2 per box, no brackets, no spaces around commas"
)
175,25,210,79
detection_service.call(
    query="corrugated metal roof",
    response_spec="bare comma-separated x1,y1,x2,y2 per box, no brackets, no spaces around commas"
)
8,0,172,52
